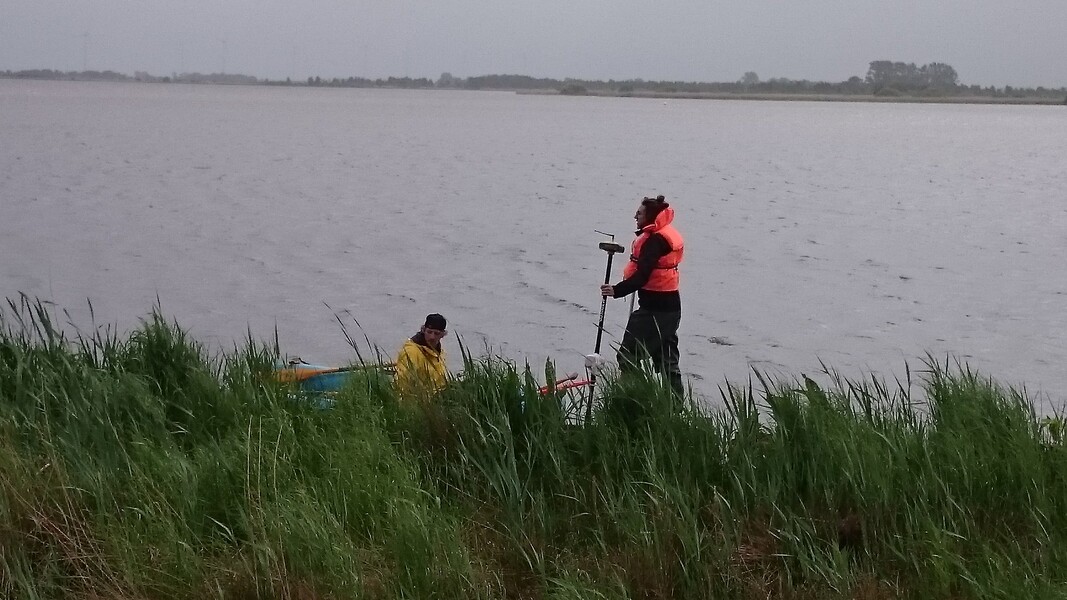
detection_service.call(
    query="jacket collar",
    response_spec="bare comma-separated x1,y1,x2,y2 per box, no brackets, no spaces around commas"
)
636,206,675,235
411,331,441,352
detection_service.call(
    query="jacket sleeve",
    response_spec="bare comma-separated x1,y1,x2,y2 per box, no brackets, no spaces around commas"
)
611,234,670,298
394,344,420,392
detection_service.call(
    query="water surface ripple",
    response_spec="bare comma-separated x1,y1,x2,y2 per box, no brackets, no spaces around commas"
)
2,81,1064,410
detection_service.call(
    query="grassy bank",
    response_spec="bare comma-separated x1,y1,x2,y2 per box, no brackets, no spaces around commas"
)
1,298,1065,599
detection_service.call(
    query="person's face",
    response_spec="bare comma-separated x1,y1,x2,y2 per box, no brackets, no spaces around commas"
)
634,204,651,228
422,325,447,346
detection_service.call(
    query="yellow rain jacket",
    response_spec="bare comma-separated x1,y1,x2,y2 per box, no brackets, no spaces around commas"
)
395,335,448,399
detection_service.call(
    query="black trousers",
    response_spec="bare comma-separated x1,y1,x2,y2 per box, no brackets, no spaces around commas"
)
617,308,683,396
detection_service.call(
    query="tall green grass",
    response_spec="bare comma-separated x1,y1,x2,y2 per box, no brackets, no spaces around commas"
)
1,296,1064,599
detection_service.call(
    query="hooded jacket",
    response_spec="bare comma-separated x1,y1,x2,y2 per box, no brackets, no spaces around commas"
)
395,333,447,398
613,207,684,311
622,206,684,292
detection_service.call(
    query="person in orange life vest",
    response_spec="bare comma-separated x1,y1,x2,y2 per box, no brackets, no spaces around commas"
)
395,313,449,399
600,195,684,396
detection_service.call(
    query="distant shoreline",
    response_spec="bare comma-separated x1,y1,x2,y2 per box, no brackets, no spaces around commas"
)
518,88,1067,106
3,72,1064,106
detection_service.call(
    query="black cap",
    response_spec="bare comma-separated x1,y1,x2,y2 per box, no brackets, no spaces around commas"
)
424,313,447,330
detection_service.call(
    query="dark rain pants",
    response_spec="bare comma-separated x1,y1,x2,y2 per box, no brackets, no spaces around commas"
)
617,307,683,396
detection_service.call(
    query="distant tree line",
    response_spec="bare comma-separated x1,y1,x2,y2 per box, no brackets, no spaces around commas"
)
0,69,131,82
0,69,257,85
864,61,958,94
428,63,1065,101
137,71,258,84
298,75,434,88
3,62,1066,101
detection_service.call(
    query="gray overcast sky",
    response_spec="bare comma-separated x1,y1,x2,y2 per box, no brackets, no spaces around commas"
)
3,0,1065,87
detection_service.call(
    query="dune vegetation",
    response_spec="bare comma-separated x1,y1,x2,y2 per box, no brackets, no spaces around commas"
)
1,296,1065,599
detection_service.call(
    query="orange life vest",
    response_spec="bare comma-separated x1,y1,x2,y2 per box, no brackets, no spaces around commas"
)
622,207,684,292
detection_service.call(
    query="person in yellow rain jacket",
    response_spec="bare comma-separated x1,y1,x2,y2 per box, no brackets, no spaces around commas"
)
395,313,449,399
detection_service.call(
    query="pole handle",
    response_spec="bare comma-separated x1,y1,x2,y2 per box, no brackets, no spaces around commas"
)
588,248,619,423
593,252,615,353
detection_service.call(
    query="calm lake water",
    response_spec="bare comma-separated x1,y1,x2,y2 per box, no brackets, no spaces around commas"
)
2,79,1065,410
